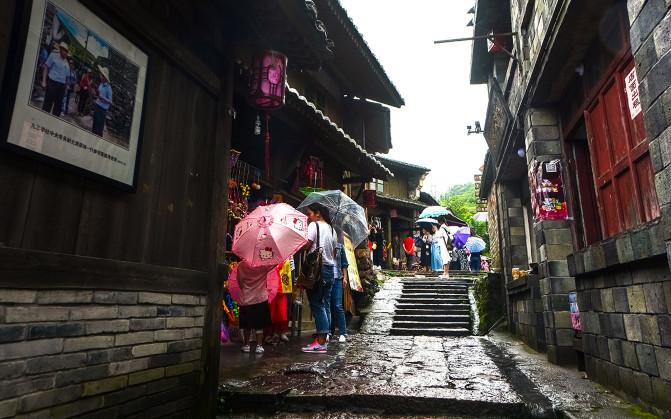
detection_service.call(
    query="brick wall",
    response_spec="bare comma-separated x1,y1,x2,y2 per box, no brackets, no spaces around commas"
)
577,260,671,414
508,277,546,351
0,289,205,418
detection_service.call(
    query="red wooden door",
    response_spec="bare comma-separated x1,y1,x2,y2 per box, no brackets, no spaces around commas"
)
584,58,660,239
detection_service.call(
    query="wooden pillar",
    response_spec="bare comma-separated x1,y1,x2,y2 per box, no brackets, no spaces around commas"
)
199,56,234,418
385,216,392,269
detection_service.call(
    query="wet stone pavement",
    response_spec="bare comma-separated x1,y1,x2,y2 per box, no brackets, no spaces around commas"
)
218,277,646,418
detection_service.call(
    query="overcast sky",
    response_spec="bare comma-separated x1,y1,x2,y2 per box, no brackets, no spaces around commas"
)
339,0,489,198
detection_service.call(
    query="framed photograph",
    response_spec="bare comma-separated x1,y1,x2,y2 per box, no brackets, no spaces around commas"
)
2,0,148,188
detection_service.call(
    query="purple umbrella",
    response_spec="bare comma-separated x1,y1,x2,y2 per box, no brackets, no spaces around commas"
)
453,227,471,249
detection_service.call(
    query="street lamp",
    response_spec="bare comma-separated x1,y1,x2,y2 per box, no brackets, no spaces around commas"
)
467,121,483,135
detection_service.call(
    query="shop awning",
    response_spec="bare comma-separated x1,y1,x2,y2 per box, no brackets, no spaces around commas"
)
376,193,427,211
286,85,393,180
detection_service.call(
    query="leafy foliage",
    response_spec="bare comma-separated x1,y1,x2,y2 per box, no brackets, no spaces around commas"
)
439,183,489,255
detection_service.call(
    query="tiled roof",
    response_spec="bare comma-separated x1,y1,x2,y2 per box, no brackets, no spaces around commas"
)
376,193,428,210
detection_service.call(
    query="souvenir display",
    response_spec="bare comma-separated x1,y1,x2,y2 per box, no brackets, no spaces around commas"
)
530,159,568,222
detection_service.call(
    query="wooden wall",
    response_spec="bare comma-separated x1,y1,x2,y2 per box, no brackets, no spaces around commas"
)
0,0,220,272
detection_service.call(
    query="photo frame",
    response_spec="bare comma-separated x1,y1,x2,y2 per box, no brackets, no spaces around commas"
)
1,0,148,189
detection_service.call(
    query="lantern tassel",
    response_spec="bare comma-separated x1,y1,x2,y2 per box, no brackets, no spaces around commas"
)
264,112,271,180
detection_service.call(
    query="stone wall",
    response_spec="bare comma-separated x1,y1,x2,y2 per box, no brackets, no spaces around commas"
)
487,186,502,271
0,289,205,418
508,277,546,351
577,259,671,414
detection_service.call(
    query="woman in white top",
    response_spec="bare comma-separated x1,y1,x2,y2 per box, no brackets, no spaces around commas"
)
434,216,452,278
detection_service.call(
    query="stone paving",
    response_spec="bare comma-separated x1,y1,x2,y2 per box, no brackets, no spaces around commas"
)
218,277,649,418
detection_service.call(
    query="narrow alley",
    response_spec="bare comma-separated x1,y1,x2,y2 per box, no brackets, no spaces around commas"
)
219,276,642,418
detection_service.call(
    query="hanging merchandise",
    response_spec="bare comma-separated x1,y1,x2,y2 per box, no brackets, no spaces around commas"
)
279,259,292,294
254,114,261,136
530,159,568,221
264,113,271,179
362,189,377,208
300,156,324,192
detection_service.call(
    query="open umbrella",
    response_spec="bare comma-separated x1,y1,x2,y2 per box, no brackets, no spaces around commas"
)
419,206,450,219
416,217,439,225
297,190,368,246
453,226,471,248
228,264,280,303
232,203,308,267
465,236,486,253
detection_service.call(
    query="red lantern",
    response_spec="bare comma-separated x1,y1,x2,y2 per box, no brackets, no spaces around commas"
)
248,50,288,109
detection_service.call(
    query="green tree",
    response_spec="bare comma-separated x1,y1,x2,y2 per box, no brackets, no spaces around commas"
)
440,183,489,254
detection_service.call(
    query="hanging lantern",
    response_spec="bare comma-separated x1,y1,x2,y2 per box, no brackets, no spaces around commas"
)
248,50,288,109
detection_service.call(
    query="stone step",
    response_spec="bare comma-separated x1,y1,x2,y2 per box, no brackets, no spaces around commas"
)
397,298,469,304
389,327,471,337
403,284,468,288
400,293,468,298
392,321,470,329
393,314,470,322
396,303,470,310
395,308,470,316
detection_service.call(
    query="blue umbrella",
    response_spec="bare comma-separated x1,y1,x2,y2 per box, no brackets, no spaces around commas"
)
419,206,450,219
465,236,486,253
416,217,439,226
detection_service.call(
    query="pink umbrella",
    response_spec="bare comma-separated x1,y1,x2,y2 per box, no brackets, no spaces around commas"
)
232,203,308,267
228,264,280,303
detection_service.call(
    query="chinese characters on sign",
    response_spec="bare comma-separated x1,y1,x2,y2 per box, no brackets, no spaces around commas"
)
625,67,642,120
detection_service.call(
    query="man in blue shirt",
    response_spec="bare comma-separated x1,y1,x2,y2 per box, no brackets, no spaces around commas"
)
92,66,113,137
41,42,70,116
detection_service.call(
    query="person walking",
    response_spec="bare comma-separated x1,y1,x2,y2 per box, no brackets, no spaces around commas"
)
302,204,337,354
41,42,71,117
78,68,92,115
92,66,112,136
419,227,432,272
434,216,453,278
403,233,415,271
62,60,77,115
430,224,443,272
330,242,349,342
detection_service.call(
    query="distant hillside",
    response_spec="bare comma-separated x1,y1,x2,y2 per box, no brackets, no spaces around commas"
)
440,183,488,253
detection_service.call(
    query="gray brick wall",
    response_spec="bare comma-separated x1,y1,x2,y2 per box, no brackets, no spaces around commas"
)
578,261,671,413
0,289,206,417
509,277,546,352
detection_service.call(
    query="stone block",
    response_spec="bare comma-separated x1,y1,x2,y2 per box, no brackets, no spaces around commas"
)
597,336,610,361
622,340,640,370
64,336,114,353
530,126,560,141
527,108,558,127
50,396,103,418
128,367,165,386
656,345,671,381
543,229,573,245
27,323,85,340
0,399,17,418
86,320,129,335
555,328,575,347
5,307,69,323
69,307,118,321
0,338,63,360
624,314,643,341
651,376,671,409
599,313,612,337
138,292,171,305
627,286,648,313
179,349,201,362
608,339,624,365
25,353,86,374
601,289,615,312
660,314,671,347
86,347,132,366
591,290,603,312
109,358,150,376
183,328,203,339
633,371,654,402
0,325,26,343
618,366,638,398
148,352,182,368
636,343,660,376
154,329,185,342
115,331,154,346
609,314,627,339
103,384,147,406
82,376,128,396
165,362,195,377
93,291,138,305
545,328,557,345
157,306,187,317
605,360,621,388
0,361,26,380
603,239,619,267
36,290,93,304
18,385,83,413
664,281,671,313
613,288,629,313
166,317,194,329
167,339,202,353
630,0,667,54
118,306,157,318
132,343,167,358
193,316,205,327
129,318,166,331
640,315,662,345
55,365,109,386
642,50,671,112
0,290,36,303
656,165,671,207
616,235,635,265
553,311,572,329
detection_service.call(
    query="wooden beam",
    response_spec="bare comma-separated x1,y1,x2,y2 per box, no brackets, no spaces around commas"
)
0,246,208,293
199,56,234,418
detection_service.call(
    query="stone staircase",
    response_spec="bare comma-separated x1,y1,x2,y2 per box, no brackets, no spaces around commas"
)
391,277,472,336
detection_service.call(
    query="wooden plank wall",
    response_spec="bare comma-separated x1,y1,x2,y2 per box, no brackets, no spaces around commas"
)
0,0,218,272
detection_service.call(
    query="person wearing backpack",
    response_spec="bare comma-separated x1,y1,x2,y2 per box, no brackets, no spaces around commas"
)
301,204,337,354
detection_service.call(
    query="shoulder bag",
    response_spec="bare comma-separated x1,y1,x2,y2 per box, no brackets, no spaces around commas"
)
297,222,323,290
